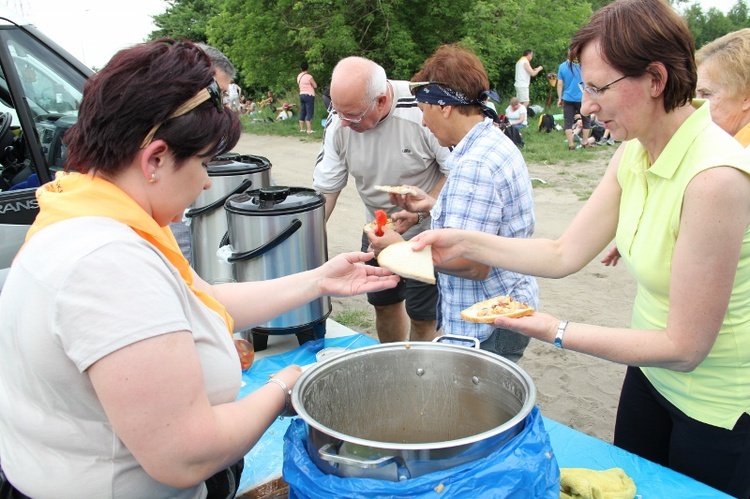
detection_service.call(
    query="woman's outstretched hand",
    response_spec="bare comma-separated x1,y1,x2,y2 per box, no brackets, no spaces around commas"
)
409,229,465,266
316,252,400,297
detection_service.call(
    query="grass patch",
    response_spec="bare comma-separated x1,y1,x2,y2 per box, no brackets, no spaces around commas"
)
576,189,594,201
332,309,374,331
531,178,552,188
239,103,617,170
519,121,614,166
240,93,328,140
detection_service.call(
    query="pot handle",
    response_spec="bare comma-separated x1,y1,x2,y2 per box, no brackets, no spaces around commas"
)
432,334,480,349
227,218,302,263
318,443,412,480
184,178,254,218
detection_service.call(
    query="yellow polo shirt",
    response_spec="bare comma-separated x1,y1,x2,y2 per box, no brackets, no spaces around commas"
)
616,100,750,429
735,122,750,148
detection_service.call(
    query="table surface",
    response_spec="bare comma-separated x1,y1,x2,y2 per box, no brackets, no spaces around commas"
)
237,329,731,498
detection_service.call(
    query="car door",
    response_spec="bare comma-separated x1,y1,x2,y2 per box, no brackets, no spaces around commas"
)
0,14,91,277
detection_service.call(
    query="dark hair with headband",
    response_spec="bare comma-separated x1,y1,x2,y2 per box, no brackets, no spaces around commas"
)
64,39,241,176
411,44,493,118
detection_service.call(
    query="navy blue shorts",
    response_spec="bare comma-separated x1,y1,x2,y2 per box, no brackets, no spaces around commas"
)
299,94,315,122
563,100,590,130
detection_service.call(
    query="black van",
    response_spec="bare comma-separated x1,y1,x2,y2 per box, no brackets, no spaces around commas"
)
0,10,92,282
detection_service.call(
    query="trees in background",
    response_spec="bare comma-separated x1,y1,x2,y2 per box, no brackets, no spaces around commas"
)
149,0,749,106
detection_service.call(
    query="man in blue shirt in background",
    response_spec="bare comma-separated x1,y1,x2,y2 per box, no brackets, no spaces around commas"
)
557,54,591,150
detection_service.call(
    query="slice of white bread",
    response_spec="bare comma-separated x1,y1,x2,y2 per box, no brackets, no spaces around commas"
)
363,218,397,233
374,185,418,196
376,241,436,284
460,295,535,323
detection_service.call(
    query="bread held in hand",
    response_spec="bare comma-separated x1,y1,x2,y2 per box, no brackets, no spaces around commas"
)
375,241,436,285
460,295,535,323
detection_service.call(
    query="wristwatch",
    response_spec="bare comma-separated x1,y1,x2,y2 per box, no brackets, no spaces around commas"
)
554,320,569,349
416,212,425,225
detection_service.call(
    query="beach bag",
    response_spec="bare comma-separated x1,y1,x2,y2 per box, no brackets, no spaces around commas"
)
538,113,555,133
500,123,525,148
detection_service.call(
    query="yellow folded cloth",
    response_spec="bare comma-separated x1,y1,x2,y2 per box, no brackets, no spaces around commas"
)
560,467,636,499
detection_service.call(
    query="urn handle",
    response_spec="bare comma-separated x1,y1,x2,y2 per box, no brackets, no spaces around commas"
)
227,218,302,262
185,178,254,218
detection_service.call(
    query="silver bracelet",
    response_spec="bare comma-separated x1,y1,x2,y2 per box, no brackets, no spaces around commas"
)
554,320,569,349
266,378,294,419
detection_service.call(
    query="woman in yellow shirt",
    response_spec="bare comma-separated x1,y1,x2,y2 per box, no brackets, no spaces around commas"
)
411,0,750,496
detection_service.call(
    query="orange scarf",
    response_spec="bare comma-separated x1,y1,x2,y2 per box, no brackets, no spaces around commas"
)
735,122,750,148
25,172,235,335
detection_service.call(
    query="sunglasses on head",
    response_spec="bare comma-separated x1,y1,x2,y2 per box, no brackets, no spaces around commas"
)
141,79,224,148
408,81,448,96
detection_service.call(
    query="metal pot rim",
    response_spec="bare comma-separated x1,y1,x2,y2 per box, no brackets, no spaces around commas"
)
291,341,536,450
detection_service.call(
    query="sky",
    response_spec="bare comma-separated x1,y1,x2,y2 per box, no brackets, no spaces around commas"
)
0,0,742,70
3,0,167,69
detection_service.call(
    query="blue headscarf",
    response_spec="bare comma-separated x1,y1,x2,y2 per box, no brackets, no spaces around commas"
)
410,82,500,121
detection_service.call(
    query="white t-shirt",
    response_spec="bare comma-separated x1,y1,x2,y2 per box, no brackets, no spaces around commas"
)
505,105,528,126
0,217,241,498
515,58,531,88
313,80,451,235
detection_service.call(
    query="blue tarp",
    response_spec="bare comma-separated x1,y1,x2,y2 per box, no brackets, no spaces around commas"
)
284,406,560,498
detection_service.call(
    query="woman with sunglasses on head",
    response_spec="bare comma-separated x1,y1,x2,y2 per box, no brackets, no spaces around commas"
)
0,39,399,498
411,0,750,496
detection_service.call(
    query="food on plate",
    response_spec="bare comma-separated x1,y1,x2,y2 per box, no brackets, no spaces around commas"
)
376,240,436,284
374,209,388,236
363,213,396,234
460,295,535,323
374,184,418,196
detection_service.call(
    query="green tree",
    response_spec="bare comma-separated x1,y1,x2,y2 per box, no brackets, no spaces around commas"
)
150,0,594,105
682,0,750,49
149,0,219,43
463,0,592,105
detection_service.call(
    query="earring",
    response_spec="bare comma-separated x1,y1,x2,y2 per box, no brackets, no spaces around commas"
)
149,173,156,183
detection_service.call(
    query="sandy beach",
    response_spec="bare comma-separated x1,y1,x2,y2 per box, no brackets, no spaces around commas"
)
232,133,636,443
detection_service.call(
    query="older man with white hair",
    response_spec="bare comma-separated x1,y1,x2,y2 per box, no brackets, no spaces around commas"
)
313,56,450,343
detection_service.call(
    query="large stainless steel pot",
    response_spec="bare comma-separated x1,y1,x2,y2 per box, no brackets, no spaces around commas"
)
291,337,536,481
186,153,271,283
225,186,330,330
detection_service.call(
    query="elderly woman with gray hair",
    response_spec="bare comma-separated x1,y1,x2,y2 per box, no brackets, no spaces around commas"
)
696,28,750,148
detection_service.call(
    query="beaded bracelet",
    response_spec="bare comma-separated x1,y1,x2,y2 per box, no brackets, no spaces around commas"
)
267,377,294,419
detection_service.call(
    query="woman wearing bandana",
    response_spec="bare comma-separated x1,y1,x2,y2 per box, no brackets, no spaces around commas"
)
374,44,538,362
0,39,399,498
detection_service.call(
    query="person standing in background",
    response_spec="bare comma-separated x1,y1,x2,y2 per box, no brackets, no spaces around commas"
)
297,61,317,133
227,80,242,113
169,43,237,264
558,55,592,150
514,49,543,109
